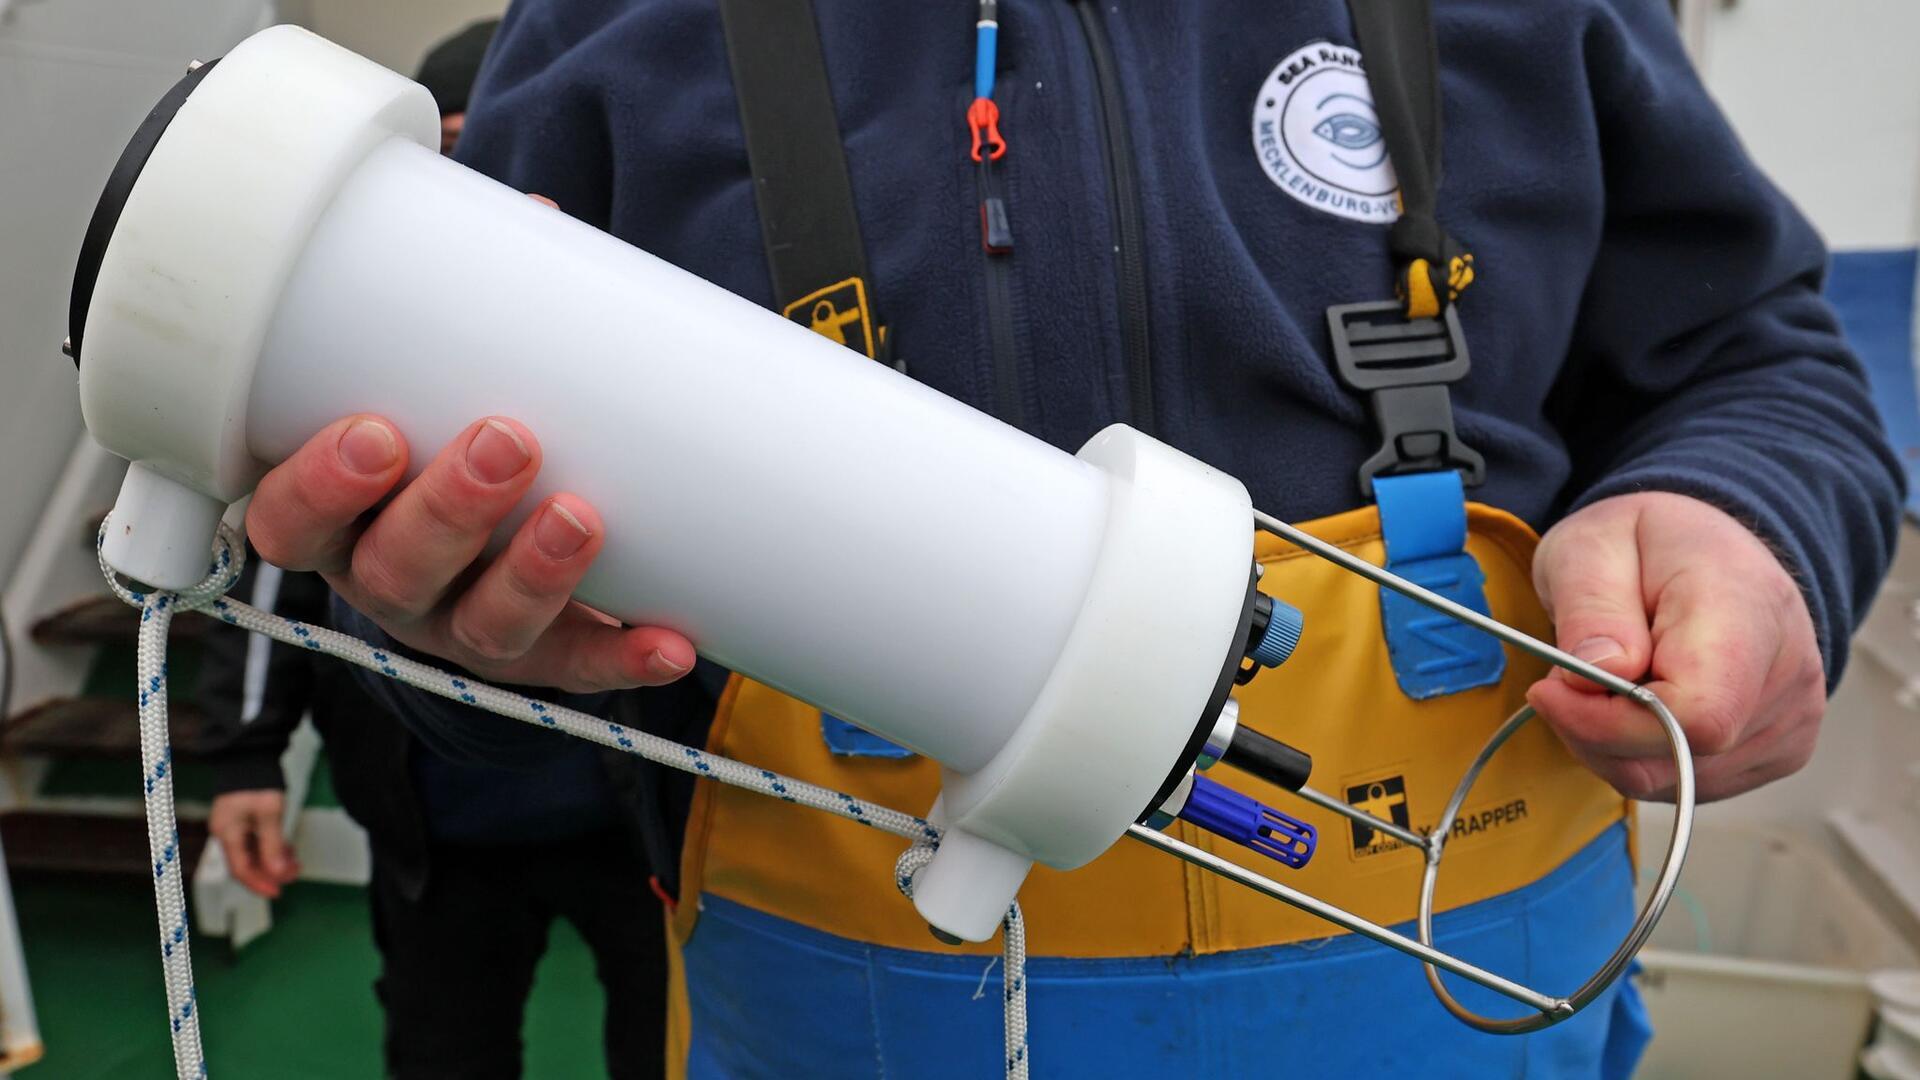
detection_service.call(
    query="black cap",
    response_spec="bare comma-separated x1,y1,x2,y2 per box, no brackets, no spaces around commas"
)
67,58,219,369
415,19,499,117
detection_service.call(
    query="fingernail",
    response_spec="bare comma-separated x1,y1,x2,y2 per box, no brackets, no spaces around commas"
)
468,419,531,484
645,649,690,679
337,420,398,475
1572,636,1625,664
534,502,590,559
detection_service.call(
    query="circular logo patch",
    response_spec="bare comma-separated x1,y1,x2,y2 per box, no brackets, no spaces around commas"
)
1251,42,1400,223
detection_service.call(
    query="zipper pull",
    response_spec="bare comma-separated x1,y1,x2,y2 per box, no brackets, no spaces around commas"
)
969,4,1011,253
967,97,1007,163
973,108,1012,254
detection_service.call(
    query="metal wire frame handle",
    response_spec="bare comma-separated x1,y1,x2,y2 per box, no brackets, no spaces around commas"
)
1128,510,1695,1035
1418,696,1689,1032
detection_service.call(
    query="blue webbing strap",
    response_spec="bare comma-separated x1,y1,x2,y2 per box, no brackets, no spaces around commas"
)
1374,471,1504,698
822,713,915,758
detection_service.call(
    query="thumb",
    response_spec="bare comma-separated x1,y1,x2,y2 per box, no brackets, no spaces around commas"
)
1534,510,1654,693
255,798,298,881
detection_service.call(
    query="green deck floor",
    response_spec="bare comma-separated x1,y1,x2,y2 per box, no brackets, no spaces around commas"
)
15,873,612,1077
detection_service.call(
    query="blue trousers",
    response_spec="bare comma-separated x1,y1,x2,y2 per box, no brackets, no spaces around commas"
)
682,822,1650,1078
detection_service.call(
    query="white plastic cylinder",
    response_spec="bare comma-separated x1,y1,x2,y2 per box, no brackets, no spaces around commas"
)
247,137,1112,773
71,25,1258,942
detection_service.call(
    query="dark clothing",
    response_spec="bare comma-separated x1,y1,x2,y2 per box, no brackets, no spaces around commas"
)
325,597,712,893
408,730,623,845
416,19,500,118
197,555,701,897
373,0,1900,875
194,6,1904,1074
329,599,629,853
193,556,675,1074
370,831,667,1080
196,562,430,894
450,0,1894,662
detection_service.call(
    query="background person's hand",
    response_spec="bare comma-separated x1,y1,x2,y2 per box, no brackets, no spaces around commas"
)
1527,492,1826,803
243,414,697,693
208,790,298,899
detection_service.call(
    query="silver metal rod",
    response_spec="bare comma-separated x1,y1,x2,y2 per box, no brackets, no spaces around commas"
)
1251,510,1644,699
1294,783,1430,851
1247,508,1695,1035
1124,824,1562,1016
1416,700,1693,1032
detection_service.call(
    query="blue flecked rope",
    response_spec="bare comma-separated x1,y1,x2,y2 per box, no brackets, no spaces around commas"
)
101,523,1029,1079
114,541,233,1080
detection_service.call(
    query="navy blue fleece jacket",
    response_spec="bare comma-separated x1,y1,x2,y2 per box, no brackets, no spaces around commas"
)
360,0,1901,782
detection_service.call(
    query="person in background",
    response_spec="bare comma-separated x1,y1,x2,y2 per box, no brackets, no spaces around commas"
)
416,18,499,155
196,21,673,1080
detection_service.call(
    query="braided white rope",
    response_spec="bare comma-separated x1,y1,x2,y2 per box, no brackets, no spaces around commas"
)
102,523,1029,1079
119,544,233,1080
893,844,1029,1078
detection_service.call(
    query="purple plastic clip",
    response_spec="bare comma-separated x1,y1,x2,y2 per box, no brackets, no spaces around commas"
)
1177,775,1316,869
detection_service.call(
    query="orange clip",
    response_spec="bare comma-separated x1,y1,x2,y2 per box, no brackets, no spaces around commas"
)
968,97,1007,162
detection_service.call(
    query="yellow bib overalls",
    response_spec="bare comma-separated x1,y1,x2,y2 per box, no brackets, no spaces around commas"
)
661,502,1639,1077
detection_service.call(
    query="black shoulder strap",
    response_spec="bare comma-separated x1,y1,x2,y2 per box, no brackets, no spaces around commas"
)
717,0,890,364
1327,0,1485,494
1347,0,1473,319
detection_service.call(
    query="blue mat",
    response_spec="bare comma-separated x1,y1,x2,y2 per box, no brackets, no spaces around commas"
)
1828,248,1920,511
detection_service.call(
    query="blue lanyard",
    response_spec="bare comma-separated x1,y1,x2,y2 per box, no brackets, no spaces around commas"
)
975,0,1001,99
968,0,1006,162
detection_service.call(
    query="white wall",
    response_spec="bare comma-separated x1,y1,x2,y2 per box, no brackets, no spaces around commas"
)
1688,0,1920,250
1686,0,1920,816
0,0,500,591
1683,2,1920,935
0,0,273,588
280,0,506,78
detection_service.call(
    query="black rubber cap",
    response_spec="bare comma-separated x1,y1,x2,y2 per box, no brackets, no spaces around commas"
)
1221,725,1313,793
67,58,219,368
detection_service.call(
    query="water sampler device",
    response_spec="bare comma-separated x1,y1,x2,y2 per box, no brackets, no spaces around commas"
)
62,25,1695,1072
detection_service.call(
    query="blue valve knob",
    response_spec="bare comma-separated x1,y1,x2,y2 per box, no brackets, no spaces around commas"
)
1176,775,1316,869
1248,597,1304,669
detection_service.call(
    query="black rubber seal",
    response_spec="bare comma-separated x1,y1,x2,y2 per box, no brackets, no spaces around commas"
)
68,58,219,368
1137,563,1262,822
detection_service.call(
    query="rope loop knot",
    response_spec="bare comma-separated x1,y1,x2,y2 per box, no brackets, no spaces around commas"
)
98,520,246,613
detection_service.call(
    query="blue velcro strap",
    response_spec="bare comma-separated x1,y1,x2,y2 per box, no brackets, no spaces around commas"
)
1374,471,1504,699
820,713,915,759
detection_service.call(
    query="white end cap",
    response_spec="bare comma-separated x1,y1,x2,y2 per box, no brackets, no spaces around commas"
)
911,426,1253,941
912,826,1035,943
101,462,228,590
78,25,437,504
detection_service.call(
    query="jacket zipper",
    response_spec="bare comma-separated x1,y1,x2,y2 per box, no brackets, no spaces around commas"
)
1072,0,1155,434
977,156,1026,427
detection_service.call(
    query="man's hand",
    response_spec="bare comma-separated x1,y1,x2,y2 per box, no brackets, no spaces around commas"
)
244,415,697,693
209,790,299,899
1527,492,1825,803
